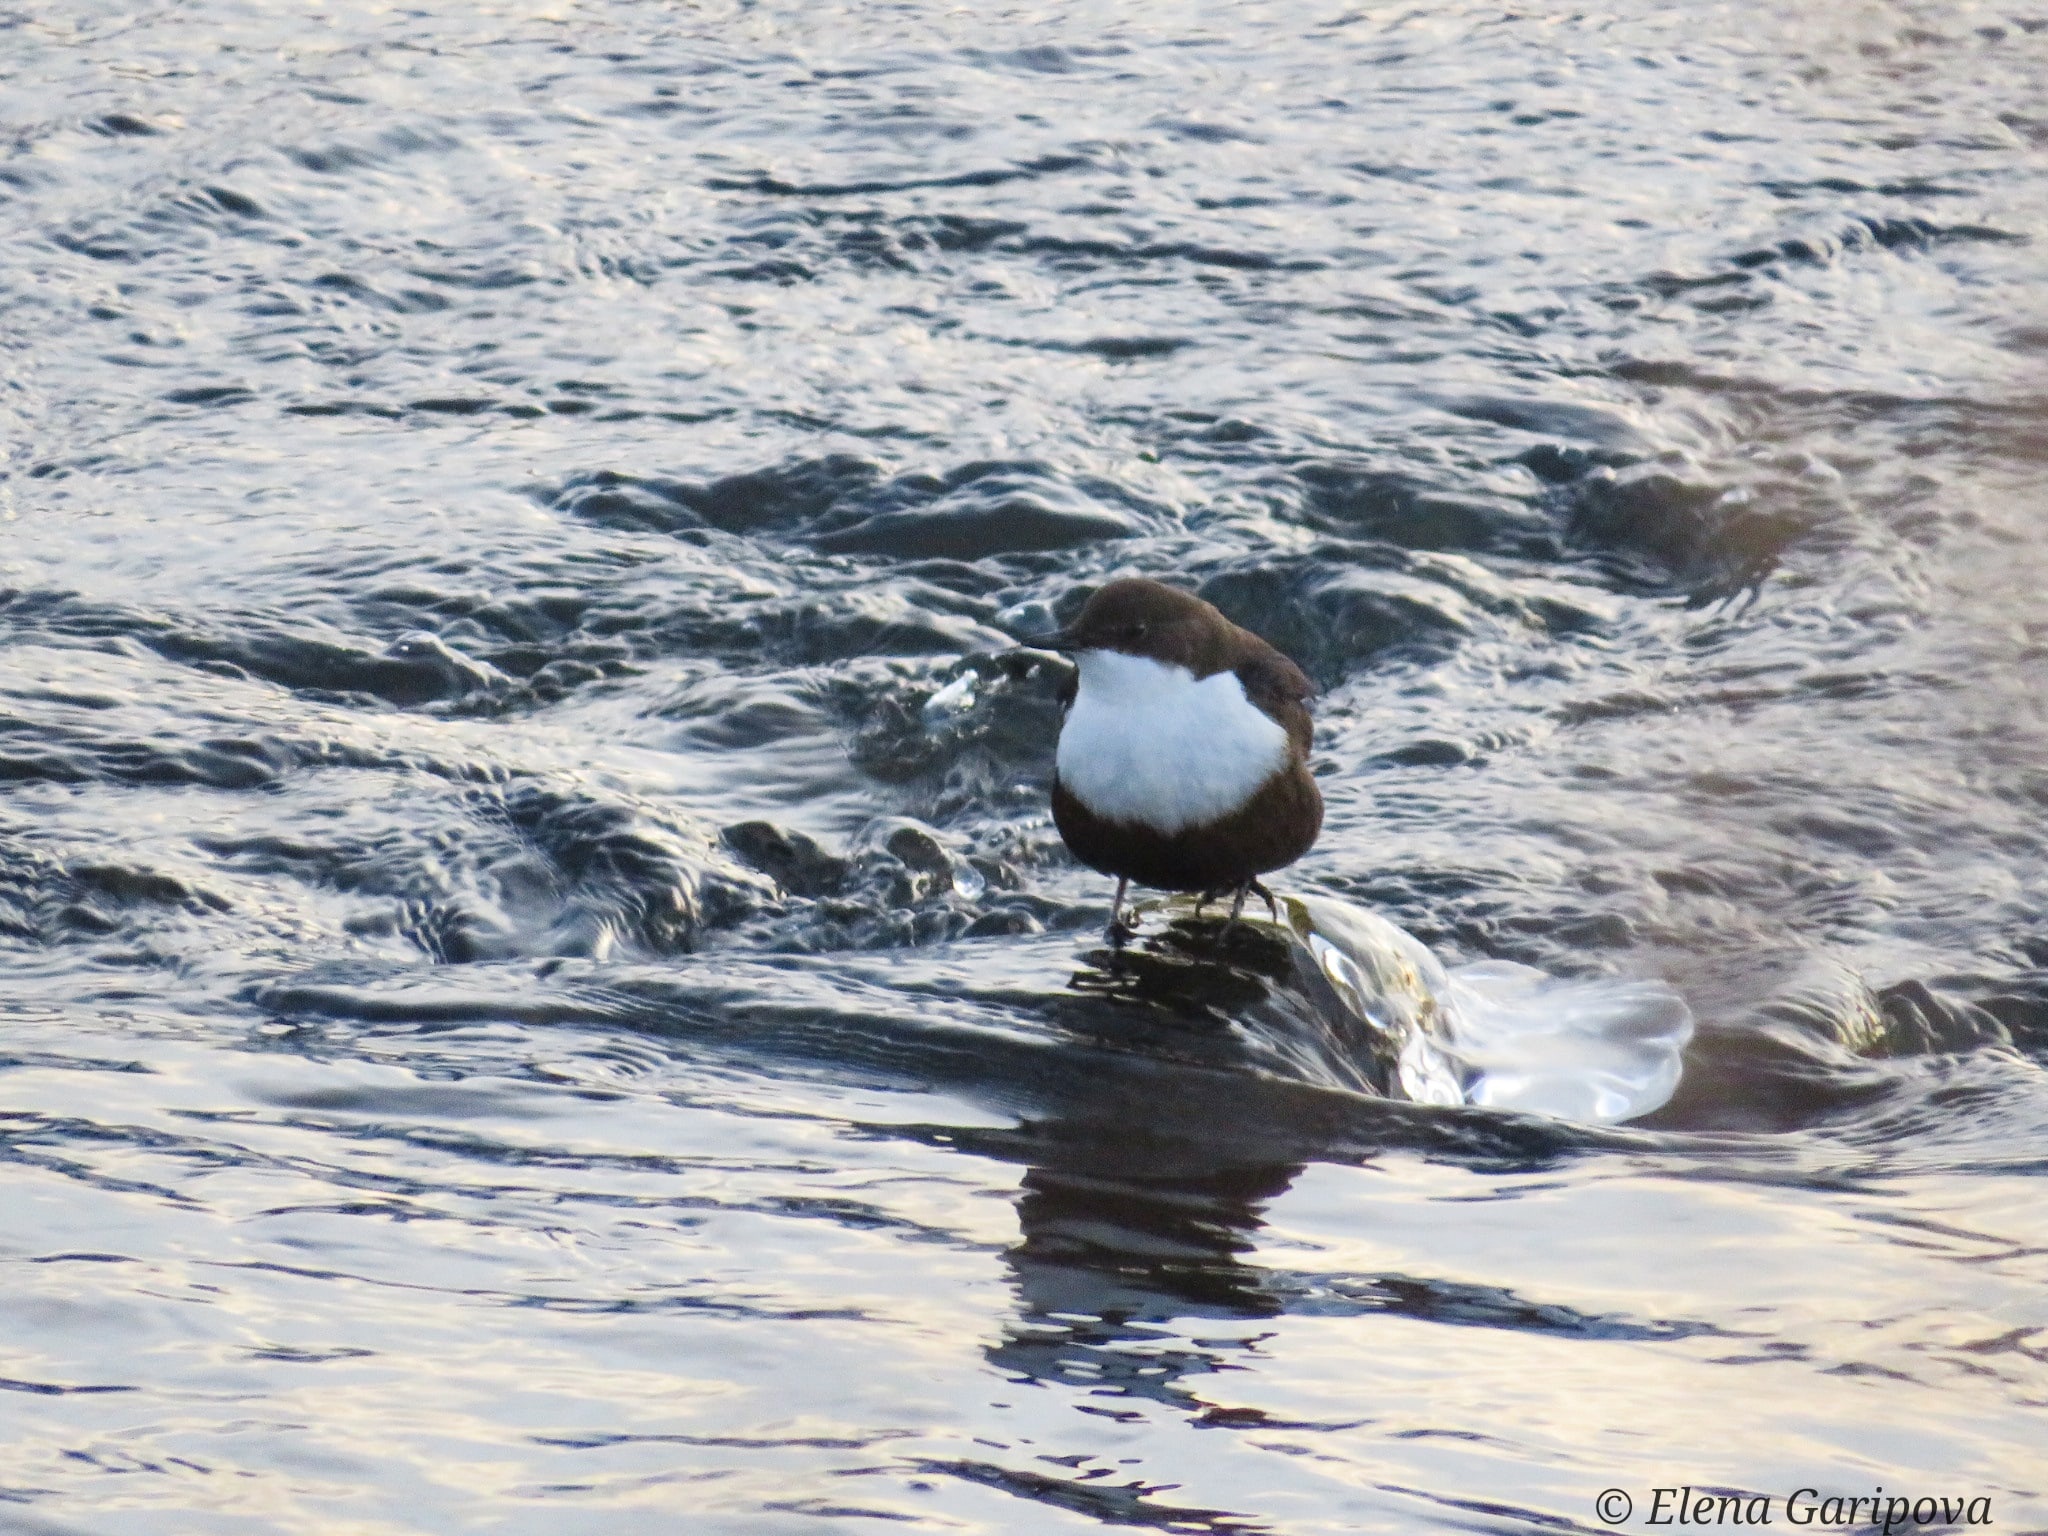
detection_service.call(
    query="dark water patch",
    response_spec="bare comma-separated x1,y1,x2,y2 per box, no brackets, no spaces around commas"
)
708,204,1294,287
1048,335,1190,360
303,271,454,314
534,1427,907,1451
407,396,500,417
282,124,461,176
404,258,542,291
1616,214,2030,331
1194,546,1519,688
810,494,1141,562
1006,233,1316,274
46,227,144,264
0,1376,135,1397
912,1457,1263,1534
161,383,254,408
1977,972,2048,1052
0,1114,217,1202
1440,394,1648,453
180,184,267,222
65,862,225,914
1729,215,2027,273
962,42,1129,75
906,212,1031,252
549,457,876,538
712,256,814,284
1549,458,1820,596
550,456,1163,561
1282,460,1556,555
1,761,760,970
1763,175,1988,201
46,185,288,268
0,1051,149,1080
281,400,395,419
705,153,1092,199
1156,118,1265,146
461,570,1013,681
0,734,94,788
244,1342,376,1363
87,114,161,138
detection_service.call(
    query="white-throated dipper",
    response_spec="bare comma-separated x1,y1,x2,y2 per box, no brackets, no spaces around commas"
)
1024,578,1323,937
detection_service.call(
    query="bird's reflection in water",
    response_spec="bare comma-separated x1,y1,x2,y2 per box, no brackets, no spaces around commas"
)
980,915,1706,1419
989,1147,1302,1412
985,917,1312,1411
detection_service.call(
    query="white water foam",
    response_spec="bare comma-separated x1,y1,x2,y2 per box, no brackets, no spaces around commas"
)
1284,894,1693,1124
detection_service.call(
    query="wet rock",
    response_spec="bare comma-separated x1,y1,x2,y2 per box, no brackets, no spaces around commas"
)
721,821,852,897
880,821,953,881
382,632,502,696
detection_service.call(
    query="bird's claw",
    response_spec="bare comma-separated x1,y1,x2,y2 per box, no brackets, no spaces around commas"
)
1106,876,1139,945
1223,879,1279,930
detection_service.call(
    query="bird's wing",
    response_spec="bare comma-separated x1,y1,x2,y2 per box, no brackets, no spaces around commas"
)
1235,649,1315,751
1235,648,1313,708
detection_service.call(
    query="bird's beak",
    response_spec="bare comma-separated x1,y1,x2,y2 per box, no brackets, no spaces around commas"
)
1012,628,1076,653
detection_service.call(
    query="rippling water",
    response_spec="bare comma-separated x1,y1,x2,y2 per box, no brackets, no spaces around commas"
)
4,1,2047,1530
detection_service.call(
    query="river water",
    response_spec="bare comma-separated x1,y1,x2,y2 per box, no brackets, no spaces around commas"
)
3,1,2047,1531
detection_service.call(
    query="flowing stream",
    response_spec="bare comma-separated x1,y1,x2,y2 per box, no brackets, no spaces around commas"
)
3,2,2046,1531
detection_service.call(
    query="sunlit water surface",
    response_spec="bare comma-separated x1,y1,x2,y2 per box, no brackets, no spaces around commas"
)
3,1,2047,1531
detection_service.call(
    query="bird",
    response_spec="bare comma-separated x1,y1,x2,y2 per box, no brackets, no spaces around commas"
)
1023,578,1323,938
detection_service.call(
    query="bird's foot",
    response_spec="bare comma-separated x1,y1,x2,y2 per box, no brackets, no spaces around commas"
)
1224,879,1280,931
1106,876,1138,946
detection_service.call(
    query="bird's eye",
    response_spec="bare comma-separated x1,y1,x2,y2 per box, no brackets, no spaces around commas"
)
1125,621,1148,641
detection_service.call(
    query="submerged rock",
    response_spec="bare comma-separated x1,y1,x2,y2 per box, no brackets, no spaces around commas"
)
1104,890,1694,1125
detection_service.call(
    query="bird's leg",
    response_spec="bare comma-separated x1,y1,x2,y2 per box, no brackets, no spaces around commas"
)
1223,879,1280,932
1107,876,1137,944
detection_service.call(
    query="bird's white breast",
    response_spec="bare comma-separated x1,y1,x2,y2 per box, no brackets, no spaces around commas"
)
1055,649,1289,835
